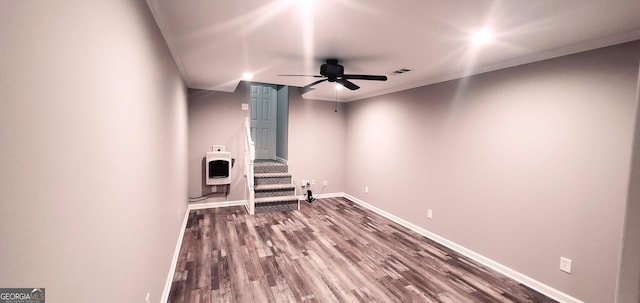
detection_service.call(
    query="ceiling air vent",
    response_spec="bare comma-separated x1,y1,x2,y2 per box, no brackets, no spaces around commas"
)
390,68,411,75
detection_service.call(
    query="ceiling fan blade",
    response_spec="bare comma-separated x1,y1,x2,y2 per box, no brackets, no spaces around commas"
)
336,79,360,90
343,74,388,81
278,74,324,77
302,78,328,91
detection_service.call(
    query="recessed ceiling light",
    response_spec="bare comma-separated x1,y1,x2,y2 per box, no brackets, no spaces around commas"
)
472,29,492,45
335,84,344,90
242,72,254,80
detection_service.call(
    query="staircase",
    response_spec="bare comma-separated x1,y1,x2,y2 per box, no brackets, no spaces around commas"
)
253,161,299,213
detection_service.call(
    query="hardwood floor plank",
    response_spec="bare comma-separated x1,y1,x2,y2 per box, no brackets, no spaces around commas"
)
168,198,558,303
272,254,310,300
225,220,255,303
185,261,196,288
217,247,233,302
290,254,341,302
210,254,219,291
196,215,212,291
248,279,274,303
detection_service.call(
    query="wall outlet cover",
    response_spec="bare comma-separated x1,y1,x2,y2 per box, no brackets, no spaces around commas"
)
560,257,572,274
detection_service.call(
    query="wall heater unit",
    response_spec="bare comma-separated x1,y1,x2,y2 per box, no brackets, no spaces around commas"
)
206,146,231,186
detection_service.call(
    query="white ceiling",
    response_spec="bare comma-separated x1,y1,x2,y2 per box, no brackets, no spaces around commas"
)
147,0,640,102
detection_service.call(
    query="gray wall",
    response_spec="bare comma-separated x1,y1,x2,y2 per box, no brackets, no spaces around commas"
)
617,62,640,303
287,88,346,195
345,41,640,303
188,86,250,202
0,1,187,302
276,86,289,160
187,86,346,203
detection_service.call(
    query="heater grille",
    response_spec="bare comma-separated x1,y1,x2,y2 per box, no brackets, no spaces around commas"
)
208,160,229,178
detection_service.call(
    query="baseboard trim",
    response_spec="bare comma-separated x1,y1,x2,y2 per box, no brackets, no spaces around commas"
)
188,199,246,210
316,192,344,199
161,207,190,303
275,156,288,165
341,193,584,303
296,192,344,201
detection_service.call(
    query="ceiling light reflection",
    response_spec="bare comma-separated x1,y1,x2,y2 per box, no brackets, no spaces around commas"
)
472,29,493,45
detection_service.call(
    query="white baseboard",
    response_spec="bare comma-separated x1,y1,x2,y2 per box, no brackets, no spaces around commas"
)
275,156,288,164
188,199,246,210
316,192,344,199
342,193,584,303
297,192,344,201
161,207,190,303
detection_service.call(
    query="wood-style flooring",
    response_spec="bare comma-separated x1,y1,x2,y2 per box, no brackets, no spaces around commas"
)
168,197,557,303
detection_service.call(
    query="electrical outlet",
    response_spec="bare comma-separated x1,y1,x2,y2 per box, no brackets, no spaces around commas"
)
560,257,572,274
323,180,328,186
365,186,369,194
427,209,433,219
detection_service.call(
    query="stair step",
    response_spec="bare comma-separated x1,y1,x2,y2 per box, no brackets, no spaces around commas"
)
254,196,299,213
254,172,291,178
254,184,295,191
254,172,292,185
254,161,288,174
254,196,299,204
254,184,295,198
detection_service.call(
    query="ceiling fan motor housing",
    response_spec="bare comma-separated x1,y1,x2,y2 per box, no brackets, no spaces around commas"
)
320,62,344,80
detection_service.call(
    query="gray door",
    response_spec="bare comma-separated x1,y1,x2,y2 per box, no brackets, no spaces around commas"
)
250,83,277,160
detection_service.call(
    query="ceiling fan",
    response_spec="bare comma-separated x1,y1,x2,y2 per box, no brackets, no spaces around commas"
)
279,59,388,91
